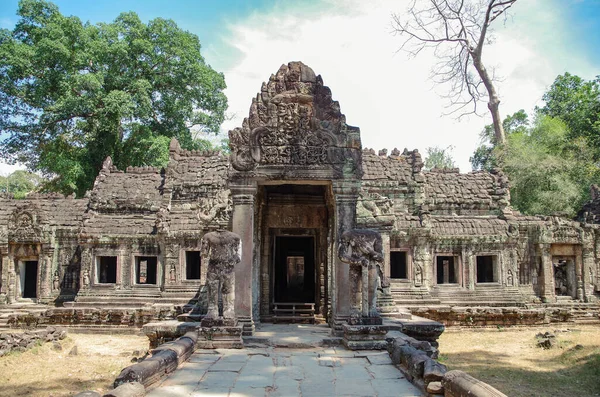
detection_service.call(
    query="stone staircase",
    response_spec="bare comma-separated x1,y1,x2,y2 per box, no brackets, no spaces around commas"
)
389,283,440,306
430,285,528,307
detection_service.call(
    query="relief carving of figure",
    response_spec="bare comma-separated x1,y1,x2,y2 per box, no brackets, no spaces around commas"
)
414,264,423,286
53,271,60,291
338,229,384,319
198,190,232,225
169,264,176,283
201,230,241,321
82,269,90,287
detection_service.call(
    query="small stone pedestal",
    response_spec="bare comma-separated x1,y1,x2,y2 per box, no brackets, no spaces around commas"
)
198,318,243,349
342,317,389,350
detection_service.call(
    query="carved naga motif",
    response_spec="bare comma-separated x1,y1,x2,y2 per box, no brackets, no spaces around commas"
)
229,61,357,173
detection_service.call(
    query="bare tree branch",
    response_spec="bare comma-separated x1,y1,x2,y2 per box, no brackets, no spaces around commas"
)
391,0,517,145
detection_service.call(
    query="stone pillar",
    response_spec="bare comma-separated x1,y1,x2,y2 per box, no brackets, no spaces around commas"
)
331,180,360,335
0,248,8,303
38,250,53,302
230,183,257,336
381,232,391,279
538,244,554,303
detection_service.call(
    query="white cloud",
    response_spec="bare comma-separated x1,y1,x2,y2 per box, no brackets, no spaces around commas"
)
218,0,599,172
0,162,24,176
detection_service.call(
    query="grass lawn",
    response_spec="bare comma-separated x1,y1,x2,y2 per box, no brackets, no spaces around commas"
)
438,324,600,397
0,332,148,396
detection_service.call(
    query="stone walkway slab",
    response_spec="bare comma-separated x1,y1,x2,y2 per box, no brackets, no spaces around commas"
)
147,346,423,397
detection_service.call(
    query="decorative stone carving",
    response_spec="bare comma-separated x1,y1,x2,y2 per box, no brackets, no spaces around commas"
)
82,269,90,287
53,271,60,291
8,210,42,242
228,61,362,178
357,191,395,227
200,230,241,324
338,229,384,320
197,190,232,225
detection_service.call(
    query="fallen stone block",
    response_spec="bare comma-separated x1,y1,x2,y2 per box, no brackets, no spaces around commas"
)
423,358,447,383
442,370,507,397
114,349,177,388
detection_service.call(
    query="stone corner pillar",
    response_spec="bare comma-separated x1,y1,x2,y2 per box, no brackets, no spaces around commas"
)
538,243,555,303
230,183,258,336
331,180,361,336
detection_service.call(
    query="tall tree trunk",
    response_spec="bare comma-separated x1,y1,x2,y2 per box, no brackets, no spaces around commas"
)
472,50,506,145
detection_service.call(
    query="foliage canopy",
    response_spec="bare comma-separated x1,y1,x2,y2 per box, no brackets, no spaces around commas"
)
0,170,43,199
470,73,600,217
0,0,227,196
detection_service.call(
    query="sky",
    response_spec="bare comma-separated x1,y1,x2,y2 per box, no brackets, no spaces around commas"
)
1,0,599,175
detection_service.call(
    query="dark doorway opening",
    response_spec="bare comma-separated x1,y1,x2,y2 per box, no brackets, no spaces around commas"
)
390,251,407,279
476,255,496,283
185,251,201,280
274,236,315,303
23,260,38,298
136,256,158,284
98,256,117,284
436,256,457,284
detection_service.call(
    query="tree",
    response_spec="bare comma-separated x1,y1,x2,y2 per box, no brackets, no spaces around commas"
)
0,0,227,197
538,73,600,157
0,170,43,198
472,108,600,216
501,115,599,216
470,109,528,171
424,145,457,170
392,0,517,144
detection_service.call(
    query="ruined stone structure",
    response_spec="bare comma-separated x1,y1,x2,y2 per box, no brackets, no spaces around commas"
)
1,62,599,333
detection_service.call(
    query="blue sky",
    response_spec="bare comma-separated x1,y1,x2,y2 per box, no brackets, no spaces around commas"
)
1,0,599,174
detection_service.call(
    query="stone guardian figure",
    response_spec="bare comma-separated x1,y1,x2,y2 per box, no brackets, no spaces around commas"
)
338,229,384,320
201,230,241,324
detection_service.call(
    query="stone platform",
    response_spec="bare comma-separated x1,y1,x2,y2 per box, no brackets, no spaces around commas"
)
145,346,423,397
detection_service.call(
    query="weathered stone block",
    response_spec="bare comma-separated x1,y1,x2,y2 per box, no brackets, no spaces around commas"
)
442,370,508,397
423,359,447,383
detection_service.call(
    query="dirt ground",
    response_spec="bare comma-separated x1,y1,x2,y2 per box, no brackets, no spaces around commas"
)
0,331,149,397
438,324,600,397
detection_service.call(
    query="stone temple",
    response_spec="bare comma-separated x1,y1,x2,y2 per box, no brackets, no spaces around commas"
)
0,61,599,332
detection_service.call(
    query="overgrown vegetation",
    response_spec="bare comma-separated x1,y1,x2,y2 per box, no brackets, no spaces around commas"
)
0,170,43,198
0,0,228,197
471,73,600,217
424,145,457,170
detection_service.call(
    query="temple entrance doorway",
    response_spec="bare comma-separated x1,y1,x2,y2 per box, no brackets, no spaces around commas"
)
274,236,315,303
552,256,576,298
19,260,38,299
258,183,331,323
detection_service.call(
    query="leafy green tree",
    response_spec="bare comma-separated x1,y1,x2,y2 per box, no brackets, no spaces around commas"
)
501,115,599,216
0,0,227,196
470,109,529,171
424,145,456,170
539,73,600,155
0,170,43,198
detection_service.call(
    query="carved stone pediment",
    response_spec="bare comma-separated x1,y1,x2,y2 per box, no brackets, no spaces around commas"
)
8,208,44,243
229,62,362,178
